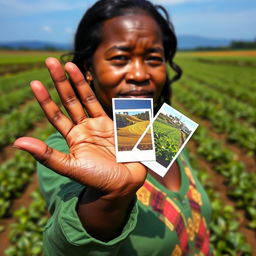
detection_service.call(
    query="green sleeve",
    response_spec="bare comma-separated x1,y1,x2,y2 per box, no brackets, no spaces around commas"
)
37,133,139,256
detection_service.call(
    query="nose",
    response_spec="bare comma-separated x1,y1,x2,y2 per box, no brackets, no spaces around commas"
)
125,59,150,85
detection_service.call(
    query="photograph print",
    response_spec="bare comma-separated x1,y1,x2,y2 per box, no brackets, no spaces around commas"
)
112,98,155,162
142,103,198,177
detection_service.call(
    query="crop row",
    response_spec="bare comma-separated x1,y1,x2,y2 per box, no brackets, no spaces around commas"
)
0,124,55,218
194,127,256,229
187,152,252,255
0,51,62,65
172,83,256,154
0,62,46,76
0,89,60,149
176,58,256,107
176,58,256,90
4,191,48,256
0,80,52,114
0,69,50,94
172,96,256,230
179,76,256,126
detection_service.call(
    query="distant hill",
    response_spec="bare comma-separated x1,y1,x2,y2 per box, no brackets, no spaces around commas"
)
177,35,231,50
0,41,71,50
0,35,234,50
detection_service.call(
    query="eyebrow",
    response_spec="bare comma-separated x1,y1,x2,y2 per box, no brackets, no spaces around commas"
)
106,46,164,54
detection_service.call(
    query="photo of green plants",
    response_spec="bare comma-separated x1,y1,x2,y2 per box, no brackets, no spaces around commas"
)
153,112,189,168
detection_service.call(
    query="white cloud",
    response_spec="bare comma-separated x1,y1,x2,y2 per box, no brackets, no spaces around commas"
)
65,27,73,33
42,25,52,33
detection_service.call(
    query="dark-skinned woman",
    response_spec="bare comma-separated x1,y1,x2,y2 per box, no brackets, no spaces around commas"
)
14,0,212,255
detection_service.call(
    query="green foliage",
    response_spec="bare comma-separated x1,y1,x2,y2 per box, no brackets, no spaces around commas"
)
187,153,252,255
4,191,48,256
115,113,133,128
192,127,256,229
0,69,50,93
0,51,62,65
0,89,60,149
172,54,256,252
230,41,256,49
153,121,181,167
175,58,256,107
134,111,149,121
173,81,256,154
0,124,55,217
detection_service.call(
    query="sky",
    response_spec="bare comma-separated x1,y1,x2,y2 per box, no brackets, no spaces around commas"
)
0,0,255,44
161,103,198,131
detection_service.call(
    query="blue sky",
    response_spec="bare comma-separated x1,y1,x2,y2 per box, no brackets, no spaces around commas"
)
0,0,255,43
114,99,152,110
161,103,198,131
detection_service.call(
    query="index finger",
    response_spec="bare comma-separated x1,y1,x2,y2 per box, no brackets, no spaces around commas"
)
45,58,87,124
64,62,107,118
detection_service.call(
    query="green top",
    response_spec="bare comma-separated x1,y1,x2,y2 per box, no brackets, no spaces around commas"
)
38,133,212,256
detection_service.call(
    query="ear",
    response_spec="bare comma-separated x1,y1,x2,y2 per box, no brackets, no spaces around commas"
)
85,71,93,83
83,62,93,83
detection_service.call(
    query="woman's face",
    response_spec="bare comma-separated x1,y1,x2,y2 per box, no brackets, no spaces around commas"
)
89,14,167,112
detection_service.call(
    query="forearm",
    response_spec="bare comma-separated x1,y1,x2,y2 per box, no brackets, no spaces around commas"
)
77,187,135,242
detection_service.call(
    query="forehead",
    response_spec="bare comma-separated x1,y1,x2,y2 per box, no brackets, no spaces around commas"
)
100,14,163,48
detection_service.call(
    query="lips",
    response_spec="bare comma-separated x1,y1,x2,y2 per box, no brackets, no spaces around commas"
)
118,90,154,98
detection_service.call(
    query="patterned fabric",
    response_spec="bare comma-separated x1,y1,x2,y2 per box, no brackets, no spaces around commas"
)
137,157,211,256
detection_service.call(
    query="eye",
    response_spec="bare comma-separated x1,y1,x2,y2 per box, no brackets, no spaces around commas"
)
108,55,129,66
146,55,164,65
111,55,129,61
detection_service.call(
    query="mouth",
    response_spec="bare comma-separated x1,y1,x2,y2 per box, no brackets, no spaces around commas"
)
118,90,154,98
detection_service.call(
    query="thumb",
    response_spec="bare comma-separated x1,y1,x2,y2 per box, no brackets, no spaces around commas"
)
14,137,69,176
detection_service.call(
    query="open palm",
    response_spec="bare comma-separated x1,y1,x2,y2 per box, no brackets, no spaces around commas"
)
14,58,147,198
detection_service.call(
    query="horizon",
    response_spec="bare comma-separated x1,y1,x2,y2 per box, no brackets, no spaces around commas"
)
0,0,255,44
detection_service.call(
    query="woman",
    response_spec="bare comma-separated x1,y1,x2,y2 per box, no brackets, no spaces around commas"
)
14,0,212,255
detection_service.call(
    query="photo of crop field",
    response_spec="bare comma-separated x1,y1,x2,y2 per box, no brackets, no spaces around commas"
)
0,49,255,255
115,110,152,151
153,110,193,168
136,127,153,151
153,119,181,168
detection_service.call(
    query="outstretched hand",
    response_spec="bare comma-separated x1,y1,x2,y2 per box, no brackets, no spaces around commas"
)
14,58,147,198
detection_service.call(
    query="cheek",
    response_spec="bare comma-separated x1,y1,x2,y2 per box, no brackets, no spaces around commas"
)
153,66,167,97
92,72,120,108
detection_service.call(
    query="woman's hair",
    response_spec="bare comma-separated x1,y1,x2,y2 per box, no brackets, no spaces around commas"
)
63,0,182,107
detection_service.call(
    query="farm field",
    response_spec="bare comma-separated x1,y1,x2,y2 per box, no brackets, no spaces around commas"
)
173,50,256,255
117,120,151,151
116,111,152,151
0,50,255,255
